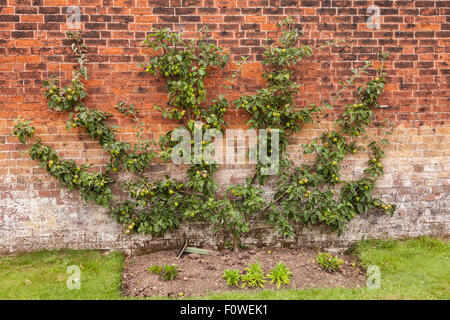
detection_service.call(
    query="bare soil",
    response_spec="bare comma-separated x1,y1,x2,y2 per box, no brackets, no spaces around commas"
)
122,247,365,298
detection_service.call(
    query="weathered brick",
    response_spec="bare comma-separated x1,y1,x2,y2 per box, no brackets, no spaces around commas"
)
0,0,448,254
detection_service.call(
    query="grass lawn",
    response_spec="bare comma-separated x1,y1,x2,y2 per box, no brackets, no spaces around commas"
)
0,250,124,300
0,237,448,300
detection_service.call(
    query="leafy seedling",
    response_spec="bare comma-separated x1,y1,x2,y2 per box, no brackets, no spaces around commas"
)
148,265,162,275
315,252,343,272
241,263,266,288
222,269,241,287
160,264,180,281
267,262,293,289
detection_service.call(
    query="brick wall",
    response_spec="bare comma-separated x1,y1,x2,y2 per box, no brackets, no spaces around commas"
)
0,0,449,254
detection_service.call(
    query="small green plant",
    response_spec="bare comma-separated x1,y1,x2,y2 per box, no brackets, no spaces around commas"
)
267,262,293,289
222,269,241,287
160,264,180,281
147,265,162,275
315,252,344,272
241,263,266,288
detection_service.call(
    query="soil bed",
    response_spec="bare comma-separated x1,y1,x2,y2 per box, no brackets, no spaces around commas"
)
122,247,365,297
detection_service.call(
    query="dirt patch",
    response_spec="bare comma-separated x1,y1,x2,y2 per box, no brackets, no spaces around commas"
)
122,247,365,297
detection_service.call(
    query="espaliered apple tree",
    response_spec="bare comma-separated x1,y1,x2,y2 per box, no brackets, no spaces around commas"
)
13,19,395,253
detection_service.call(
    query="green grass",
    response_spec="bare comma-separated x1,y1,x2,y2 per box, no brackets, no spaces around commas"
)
0,250,124,299
0,237,448,300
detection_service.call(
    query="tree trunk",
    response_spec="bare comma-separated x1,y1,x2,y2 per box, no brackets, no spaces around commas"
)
232,234,240,253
